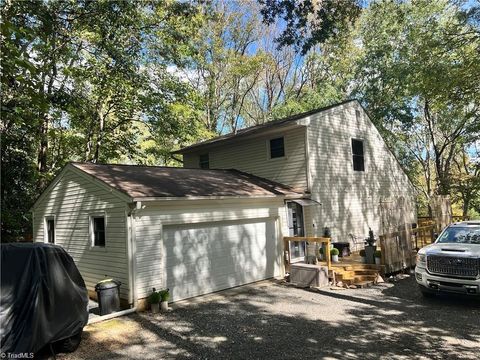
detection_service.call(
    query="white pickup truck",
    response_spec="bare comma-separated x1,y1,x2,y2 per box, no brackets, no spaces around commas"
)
415,220,480,297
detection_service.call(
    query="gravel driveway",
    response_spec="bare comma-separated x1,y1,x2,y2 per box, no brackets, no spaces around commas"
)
60,275,480,360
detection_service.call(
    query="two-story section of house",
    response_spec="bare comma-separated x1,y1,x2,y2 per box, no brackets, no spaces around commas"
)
175,99,416,253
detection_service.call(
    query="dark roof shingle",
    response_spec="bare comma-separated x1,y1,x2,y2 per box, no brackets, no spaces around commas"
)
72,163,301,199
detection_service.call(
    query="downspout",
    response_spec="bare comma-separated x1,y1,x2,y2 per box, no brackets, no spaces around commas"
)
127,201,141,309
126,209,134,307
304,126,312,193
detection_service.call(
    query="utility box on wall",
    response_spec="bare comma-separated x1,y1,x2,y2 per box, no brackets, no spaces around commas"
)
290,263,329,287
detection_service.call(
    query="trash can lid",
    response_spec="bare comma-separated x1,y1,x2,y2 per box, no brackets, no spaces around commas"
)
95,279,121,291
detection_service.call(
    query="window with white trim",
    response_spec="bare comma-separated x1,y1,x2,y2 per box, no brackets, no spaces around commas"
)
45,216,55,244
351,138,365,172
269,137,285,159
91,216,106,247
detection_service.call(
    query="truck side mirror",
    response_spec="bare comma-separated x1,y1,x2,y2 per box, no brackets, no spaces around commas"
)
433,233,438,240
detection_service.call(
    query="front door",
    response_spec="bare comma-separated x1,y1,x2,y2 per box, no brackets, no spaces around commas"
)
287,202,305,262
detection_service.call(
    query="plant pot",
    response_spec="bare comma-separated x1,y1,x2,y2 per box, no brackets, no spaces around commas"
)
332,254,339,263
375,257,381,265
151,303,160,313
364,245,376,264
161,301,168,311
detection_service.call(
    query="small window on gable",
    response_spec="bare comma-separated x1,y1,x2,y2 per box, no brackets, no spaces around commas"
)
351,139,365,172
270,137,285,159
91,216,106,247
199,153,209,169
45,217,55,244
355,109,361,122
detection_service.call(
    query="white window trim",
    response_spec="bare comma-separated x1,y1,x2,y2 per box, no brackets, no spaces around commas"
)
351,137,366,173
44,215,56,244
89,212,107,249
267,136,287,160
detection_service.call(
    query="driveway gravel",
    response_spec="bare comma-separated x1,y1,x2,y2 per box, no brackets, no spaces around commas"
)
59,274,480,360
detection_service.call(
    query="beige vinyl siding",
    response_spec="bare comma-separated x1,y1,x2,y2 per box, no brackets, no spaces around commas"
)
305,102,416,245
32,168,130,300
133,198,286,300
182,127,308,190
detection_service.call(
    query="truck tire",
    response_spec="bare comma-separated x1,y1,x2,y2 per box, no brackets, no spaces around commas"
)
53,330,83,353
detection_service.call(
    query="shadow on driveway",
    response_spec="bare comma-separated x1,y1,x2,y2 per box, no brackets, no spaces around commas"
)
61,277,480,360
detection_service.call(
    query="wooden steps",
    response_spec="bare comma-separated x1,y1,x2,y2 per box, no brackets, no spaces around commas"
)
330,263,382,287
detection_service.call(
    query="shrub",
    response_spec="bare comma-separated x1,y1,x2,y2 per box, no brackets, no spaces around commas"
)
149,289,161,304
359,249,366,257
159,289,170,302
374,250,382,258
330,248,339,256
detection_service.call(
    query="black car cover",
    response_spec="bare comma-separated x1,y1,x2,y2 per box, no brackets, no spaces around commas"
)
0,243,88,354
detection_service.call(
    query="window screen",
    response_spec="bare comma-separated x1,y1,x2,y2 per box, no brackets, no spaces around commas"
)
92,217,106,247
351,139,365,172
270,137,285,158
199,153,209,169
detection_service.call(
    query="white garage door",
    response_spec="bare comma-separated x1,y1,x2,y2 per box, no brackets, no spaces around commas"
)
163,218,277,302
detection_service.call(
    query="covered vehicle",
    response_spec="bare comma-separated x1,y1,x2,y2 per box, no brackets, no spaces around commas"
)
1,243,88,355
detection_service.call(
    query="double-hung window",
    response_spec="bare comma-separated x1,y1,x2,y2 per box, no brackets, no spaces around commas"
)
45,216,55,244
269,137,285,159
351,139,365,172
91,216,106,247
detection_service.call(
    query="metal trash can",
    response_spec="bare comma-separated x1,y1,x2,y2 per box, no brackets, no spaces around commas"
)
95,279,121,316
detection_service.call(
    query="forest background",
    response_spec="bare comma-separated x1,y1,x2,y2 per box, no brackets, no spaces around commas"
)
1,0,479,241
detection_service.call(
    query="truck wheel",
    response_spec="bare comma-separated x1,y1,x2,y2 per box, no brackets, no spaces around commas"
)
53,330,83,353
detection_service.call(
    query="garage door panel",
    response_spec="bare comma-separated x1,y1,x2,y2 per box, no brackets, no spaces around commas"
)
163,218,277,302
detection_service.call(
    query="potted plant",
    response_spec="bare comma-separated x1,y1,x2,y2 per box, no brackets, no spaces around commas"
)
318,247,324,261
330,248,340,263
359,249,366,263
159,288,170,311
323,227,331,238
149,288,161,313
364,228,377,264
374,250,382,265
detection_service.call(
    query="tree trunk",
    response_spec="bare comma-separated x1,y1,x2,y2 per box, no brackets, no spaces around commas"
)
93,113,104,163
37,116,49,188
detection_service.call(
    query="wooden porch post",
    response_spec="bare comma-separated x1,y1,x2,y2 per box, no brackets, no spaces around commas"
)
325,237,331,270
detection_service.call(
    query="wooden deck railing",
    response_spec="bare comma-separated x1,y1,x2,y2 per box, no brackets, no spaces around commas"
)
411,224,436,250
283,236,331,273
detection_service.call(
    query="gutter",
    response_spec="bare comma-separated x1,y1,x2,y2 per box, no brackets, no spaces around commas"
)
87,307,137,325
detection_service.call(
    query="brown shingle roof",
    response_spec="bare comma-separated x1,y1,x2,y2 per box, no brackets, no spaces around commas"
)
174,99,356,154
71,162,302,199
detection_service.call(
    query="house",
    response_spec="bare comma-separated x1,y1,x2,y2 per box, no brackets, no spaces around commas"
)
174,99,416,254
32,163,302,307
32,99,416,307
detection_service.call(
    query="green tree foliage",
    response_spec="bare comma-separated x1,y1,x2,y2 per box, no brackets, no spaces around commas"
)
1,0,205,241
260,0,479,215
355,0,479,205
259,0,361,54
